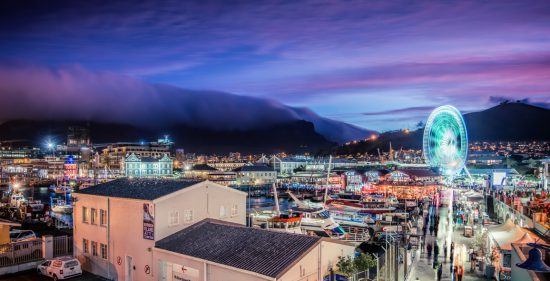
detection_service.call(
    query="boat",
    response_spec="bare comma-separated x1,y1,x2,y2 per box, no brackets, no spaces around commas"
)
10,193,27,208
326,198,396,214
49,185,72,194
249,210,303,234
51,199,73,214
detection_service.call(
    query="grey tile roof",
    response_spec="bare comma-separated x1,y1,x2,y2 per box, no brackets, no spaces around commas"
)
191,164,218,171
155,219,321,278
75,178,202,200
233,165,274,172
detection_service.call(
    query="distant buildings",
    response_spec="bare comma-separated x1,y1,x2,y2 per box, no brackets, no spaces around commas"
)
234,164,277,185
124,153,173,177
96,140,174,174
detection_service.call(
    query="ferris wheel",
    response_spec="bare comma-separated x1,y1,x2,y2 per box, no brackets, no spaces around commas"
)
423,105,468,176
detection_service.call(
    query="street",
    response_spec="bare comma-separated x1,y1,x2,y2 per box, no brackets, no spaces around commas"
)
408,192,487,281
0,270,108,281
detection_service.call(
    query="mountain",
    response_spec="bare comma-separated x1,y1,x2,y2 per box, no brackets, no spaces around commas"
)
0,63,374,146
0,119,334,154
334,102,550,154
463,102,550,141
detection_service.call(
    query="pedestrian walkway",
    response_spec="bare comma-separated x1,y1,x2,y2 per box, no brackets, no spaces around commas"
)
408,204,487,281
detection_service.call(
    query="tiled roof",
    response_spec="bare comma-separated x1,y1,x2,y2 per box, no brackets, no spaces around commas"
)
155,219,321,278
75,178,201,200
191,164,218,171
233,165,274,172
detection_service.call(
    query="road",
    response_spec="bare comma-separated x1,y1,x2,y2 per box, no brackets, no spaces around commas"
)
0,270,108,281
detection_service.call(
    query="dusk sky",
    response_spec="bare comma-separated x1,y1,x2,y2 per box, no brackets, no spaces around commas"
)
1,0,550,131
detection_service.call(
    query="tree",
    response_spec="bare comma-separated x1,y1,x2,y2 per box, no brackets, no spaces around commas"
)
336,253,377,278
354,253,377,272
336,255,355,277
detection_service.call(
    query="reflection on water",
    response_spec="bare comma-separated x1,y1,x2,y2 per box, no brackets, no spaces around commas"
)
5,186,73,225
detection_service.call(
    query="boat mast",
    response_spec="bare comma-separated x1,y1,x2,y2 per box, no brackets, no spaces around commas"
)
273,182,280,216
323,155,332,204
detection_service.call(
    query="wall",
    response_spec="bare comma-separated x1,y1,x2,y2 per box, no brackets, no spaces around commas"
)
279,240,355,281
154,181,247,241
153,249,271,281
73,194,155,281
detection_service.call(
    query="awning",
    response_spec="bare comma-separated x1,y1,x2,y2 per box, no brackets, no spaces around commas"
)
489,222,527,251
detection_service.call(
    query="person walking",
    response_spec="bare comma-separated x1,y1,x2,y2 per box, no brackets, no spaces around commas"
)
457,265,464,281
429,225,434,236
437,263,443,281
443,241,448,262
427,243,433,259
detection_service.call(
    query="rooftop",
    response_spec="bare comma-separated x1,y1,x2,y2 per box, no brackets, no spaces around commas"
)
75,178,202,200
234,165,274,172
191,164,219,171
155,219,321,278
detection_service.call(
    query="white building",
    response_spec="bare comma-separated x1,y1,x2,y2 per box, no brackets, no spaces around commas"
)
234,165,277,185
154,219,355,281
73,178,247,280
73,178,355,281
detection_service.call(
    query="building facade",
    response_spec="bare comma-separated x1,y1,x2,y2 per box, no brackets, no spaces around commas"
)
124,153,173,177
73,179,247,281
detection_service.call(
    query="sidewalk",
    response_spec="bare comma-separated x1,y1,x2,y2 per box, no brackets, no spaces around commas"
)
407,205,487,281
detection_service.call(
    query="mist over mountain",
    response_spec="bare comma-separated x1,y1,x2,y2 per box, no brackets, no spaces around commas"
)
0,63,374,146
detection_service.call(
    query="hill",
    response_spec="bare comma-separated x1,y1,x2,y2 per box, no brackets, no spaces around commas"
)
0,119,334,154
334,102,550,154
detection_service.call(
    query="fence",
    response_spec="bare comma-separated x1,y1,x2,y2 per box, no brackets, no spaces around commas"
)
0,239,43,267
53,235,73,257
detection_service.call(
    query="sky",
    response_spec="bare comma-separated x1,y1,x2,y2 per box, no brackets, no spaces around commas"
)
1,0,550,131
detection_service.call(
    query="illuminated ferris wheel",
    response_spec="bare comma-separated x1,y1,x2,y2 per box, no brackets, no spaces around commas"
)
423,105,468,176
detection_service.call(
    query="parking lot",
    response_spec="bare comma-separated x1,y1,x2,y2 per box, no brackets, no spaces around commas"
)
0,270,108,281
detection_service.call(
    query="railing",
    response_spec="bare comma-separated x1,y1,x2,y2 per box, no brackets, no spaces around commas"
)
0,239,43,267
53,235,73,257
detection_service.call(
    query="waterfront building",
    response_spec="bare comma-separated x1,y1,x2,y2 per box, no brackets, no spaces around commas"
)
184,164,219,179
270,156,311,175
155,219,355,281
209,161,246,172
73,178,247,280
233,164,276,185
97,141,173,174
384,169,441,184
467,152,505,166
124,153,173,177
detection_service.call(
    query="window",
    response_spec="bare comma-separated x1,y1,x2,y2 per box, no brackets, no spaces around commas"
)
82,207,88,223
91,241,98,256
100,209,107,226
169,211,179,226
90,208,97,224
231,204,238,217
100,243,108,259
219,205,227,218
83,239,89,253
183,210,193,223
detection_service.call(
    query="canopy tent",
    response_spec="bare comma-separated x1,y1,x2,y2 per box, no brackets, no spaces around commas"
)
488,220,527,251
487,219,515,233
467,193,484,202
500,232,535,251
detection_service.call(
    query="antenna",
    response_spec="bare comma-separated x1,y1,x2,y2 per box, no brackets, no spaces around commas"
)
323,155,332,204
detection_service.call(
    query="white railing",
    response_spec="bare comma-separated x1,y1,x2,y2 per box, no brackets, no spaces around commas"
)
0,239,43,267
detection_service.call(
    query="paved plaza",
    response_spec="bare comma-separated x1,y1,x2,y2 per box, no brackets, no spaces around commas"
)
408,203,489,281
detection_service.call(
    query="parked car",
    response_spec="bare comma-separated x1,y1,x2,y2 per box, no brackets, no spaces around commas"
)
37,257,82,280
9,229,36,242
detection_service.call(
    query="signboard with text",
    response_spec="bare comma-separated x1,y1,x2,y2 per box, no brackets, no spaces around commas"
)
143,203,155,240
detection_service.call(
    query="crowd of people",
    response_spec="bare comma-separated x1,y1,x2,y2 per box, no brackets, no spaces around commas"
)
417,190,466,281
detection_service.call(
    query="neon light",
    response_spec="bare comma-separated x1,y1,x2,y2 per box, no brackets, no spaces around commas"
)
423,105,468,176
